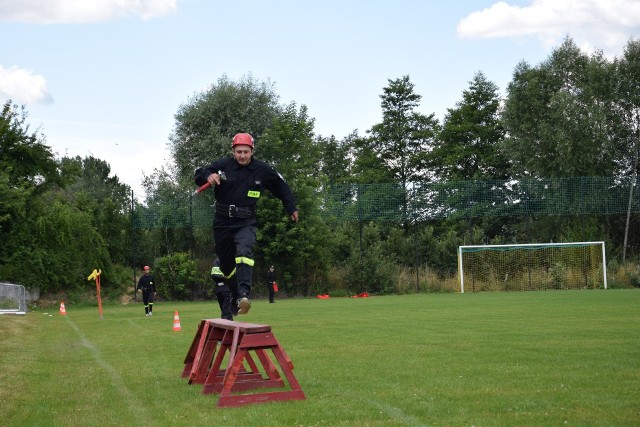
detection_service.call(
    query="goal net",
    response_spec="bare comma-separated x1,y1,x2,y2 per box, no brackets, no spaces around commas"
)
458,242,607,293
0,283,28,315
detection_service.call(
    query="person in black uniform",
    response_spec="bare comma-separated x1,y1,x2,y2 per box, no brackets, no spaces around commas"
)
266,265,276,303
194,133,298,315
211,257,236,320
136,266,156,317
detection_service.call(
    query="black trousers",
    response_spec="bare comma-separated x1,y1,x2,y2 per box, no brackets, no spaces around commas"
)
214,281,234,320
214,219,257,299
267,282,275,303
142,290,154,313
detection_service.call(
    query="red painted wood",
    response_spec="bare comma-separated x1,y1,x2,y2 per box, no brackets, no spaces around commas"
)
183,319,306,406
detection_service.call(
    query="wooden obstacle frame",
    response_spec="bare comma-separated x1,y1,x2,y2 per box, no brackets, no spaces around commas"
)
182,318,306,407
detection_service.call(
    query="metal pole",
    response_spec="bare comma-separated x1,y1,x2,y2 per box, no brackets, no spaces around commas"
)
131,189,137,303
458,246,465,293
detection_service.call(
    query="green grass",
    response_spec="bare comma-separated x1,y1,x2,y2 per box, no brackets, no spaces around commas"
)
2,290,639,426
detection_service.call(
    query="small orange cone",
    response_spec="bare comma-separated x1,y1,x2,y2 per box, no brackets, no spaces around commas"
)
59,301,67,315
172,311,181,332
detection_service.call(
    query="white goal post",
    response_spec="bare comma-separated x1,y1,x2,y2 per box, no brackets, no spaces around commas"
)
0,283,28,315
458,241,607,293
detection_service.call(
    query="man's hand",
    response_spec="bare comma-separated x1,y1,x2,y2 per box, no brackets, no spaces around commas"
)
207,172,222,186
291,210,299,223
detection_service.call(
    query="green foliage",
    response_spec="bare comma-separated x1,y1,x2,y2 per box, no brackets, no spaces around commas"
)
367,75,440,187
61,156,132,265
0,101,58,189
0,101,59,272
255,103,333,295
430,71,508,181
154,252,199,300
170,74,281,181
99,263,135,300
344,223,396,294
0,104,122,294
502,37,618,178
316,134,352,184
615,39,640,176
0,197,111,293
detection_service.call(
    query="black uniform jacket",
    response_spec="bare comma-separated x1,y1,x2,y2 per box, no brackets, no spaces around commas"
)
137,275,156,292
266,270,276,284
194,156,297,217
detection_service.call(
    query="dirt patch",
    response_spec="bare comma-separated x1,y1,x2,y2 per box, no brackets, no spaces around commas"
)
119,287,136,305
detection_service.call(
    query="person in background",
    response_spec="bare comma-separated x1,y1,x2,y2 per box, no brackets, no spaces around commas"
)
136,266,156,317
194,133,298,315
266,265,276,303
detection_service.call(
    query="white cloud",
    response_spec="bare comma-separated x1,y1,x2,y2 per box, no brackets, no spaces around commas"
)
0,66,53,104
457,0,640,56
0,0,177,24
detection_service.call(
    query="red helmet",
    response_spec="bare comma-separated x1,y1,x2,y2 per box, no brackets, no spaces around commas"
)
143,266,150,271
232,133,254,149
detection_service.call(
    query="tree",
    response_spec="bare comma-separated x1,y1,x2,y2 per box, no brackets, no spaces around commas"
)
255,103,332,295
502,37,616,178
170,74,281,181
615,38,640,261
0,101,61,286
0,101,58,237
2,196,111,293
316,134,352,185
140,165,194,257
60,156,132,265
367,75,440,187
429,71,508,181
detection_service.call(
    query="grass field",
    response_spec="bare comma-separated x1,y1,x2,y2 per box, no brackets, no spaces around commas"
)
1,290,639,426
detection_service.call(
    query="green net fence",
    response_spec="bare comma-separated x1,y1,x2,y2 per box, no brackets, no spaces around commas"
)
133,176,639,229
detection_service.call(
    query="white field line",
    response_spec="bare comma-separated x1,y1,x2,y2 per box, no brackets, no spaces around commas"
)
364,398,428,427
65,316,154,424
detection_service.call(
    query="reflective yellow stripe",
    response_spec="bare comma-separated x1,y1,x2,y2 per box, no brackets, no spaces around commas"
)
247,190,260,198
211,266,223,276
235,256,255,266
225,268,236,279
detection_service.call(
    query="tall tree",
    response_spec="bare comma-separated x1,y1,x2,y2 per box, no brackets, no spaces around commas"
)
0,101,57,235
256,103,332,294
615,38,640,261
170,74,281,181
60,156,132,265
615,39,640,178
368,75,440,187
140,165,194,257
0,101,59,276
429,71,508,181
316,134,352,185
0,102,115,292
502,37,616,178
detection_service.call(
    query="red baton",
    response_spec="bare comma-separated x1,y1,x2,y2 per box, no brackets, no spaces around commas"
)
192,181,211,196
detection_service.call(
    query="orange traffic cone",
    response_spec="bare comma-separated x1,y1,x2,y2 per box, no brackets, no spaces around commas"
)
172,311,181,332
59,301,67,315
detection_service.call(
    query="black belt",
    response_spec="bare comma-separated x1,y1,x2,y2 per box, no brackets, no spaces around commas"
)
215,203,255,218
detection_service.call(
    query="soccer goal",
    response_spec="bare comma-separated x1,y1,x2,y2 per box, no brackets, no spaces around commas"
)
458,242,607,293
0,283,28,315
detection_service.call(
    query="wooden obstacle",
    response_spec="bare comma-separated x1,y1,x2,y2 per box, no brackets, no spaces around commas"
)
182,318,306,407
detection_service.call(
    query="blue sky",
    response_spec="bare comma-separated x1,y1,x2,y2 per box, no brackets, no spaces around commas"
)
1,0,639,198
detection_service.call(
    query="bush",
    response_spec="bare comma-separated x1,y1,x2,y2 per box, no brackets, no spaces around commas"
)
345,250,395,294
154,253,199,300
101,263,135,301
607,260,640,289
